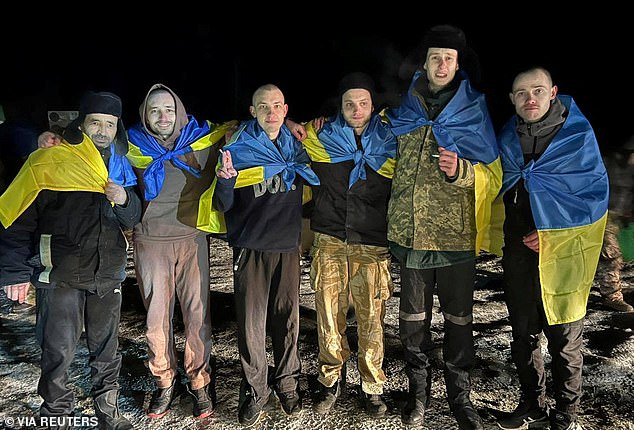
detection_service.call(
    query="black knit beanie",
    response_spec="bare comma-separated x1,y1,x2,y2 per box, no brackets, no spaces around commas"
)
338,72,376,103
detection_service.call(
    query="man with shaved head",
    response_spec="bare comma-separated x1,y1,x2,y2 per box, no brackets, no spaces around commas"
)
213,84,319,427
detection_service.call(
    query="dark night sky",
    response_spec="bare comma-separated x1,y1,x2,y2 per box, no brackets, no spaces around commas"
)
1,18,630,150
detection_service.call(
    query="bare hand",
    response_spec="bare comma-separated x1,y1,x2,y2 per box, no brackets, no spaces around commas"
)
4,282,31,304
313,116,326,132
217,150,237,179
225,122,239,142
522,230,540,253
285,118,307,141
38,131,62,148
104,179,127,205
438,147,458,177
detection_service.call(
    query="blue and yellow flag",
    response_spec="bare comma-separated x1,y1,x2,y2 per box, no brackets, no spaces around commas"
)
127,117,235,200
227,119,319,188
386,70,502,252
302,113,397,187
0,134,136,228
497,95,609,324
196,120,319,233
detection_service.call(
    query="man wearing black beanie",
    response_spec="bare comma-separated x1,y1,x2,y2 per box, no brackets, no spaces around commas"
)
0,91,141,429
300,72,397,418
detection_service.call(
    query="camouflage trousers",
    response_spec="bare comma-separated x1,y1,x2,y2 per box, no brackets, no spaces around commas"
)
599,216,624,297
310,233,393,394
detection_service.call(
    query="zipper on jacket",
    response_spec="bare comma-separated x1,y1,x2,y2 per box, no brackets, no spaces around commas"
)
233,248,245,271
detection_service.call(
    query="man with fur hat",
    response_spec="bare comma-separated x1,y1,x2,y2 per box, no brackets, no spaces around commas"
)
384,25,501,429
300,72,397,418
0,91,141,429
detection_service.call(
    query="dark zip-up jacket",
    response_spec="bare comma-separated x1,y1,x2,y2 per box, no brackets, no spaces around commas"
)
502,98,567,244
310,161,391,247
0,187,141,295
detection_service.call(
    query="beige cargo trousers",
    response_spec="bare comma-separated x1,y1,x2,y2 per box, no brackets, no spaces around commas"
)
310,232,393,394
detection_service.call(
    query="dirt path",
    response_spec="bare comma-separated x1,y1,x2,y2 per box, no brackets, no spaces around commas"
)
1,237,633,429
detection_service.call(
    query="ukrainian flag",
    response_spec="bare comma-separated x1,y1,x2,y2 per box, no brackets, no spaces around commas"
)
0,134,136,228
301,113,397,186
497,95,609,324
386,70,503,253
197,119,319,233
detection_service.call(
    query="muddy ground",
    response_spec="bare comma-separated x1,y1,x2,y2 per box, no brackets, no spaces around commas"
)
1,237,634,429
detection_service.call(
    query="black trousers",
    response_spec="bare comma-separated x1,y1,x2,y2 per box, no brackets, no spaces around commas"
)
399,260,476,407
502,244,584,413
36,286,123,417
233,248,301,402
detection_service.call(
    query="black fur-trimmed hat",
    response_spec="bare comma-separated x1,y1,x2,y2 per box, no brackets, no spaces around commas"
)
421,25,467,55
79,91,122,119
416,24,481,85
64,91,128,155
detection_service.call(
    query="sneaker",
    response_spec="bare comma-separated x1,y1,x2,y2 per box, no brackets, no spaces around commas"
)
453,401,484,430
602,292,634,312
277,390,302,415
189,383,214,419
497,401,548,429
313,381,339,414
401,398,425,425
550,409,584,430
360,391,387,418
147,379,182,419
238,390,267,427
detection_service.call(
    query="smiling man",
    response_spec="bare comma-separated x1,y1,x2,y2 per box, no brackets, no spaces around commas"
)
213,84,319,427
385,25,502,430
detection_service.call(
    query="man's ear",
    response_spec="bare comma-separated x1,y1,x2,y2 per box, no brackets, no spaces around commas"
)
249,106,256,118
509,93,515,104
550,85,558,100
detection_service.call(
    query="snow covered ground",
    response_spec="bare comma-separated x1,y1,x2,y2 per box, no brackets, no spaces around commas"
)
1,237,633,429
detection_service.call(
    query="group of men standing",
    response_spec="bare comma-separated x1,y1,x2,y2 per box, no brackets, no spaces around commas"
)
0,24,613,430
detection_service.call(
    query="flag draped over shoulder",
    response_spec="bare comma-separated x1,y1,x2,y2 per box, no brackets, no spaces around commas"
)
497,95,609,324
386,70,502,252
196,119,319,233
127,117,233,200
0,135,136,228
228,119,319,189
302,113,397,188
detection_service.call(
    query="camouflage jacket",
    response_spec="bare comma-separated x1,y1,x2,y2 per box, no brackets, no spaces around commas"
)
387,125,476,251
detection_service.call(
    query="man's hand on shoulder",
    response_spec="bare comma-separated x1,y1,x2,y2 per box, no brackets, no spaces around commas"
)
38,131,62,148
285,118,307,141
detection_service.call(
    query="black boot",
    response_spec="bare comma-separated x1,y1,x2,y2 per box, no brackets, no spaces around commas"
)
451,400,483,430
401,397,426,425
147,379,182,419
94,391,133,430
188,383,214,419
